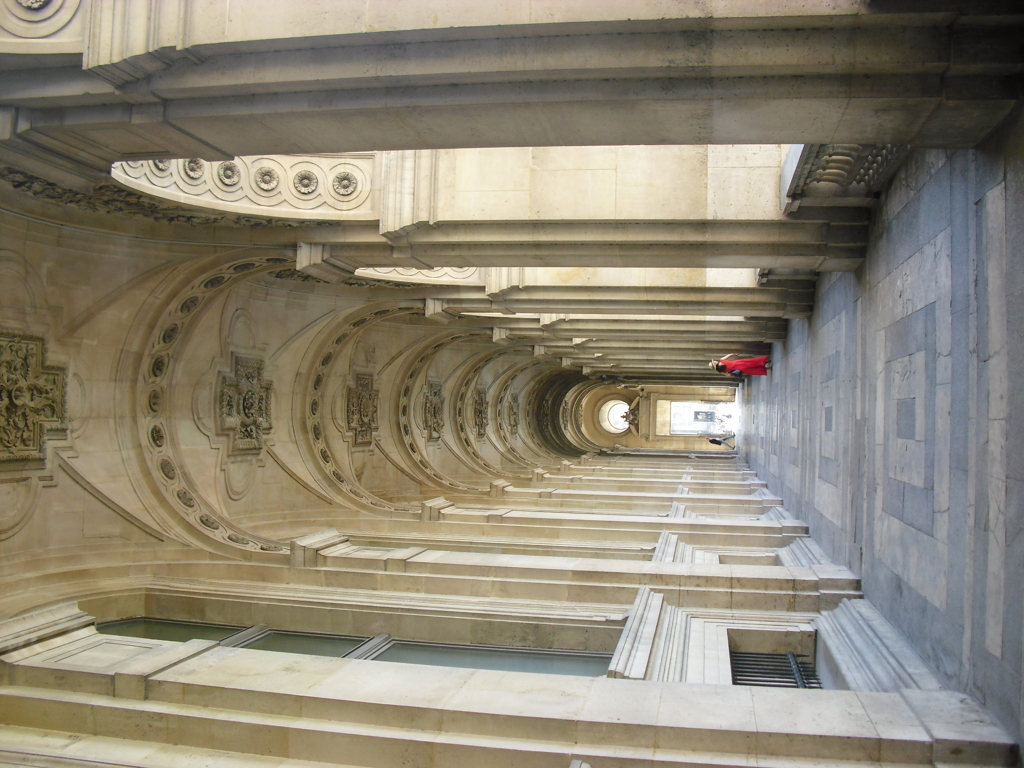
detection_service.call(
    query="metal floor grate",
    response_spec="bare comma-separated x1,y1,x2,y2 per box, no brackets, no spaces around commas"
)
730,650,822,688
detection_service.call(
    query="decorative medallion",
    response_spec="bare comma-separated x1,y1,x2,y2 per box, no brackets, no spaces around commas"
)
293,170,318,195
183,158,205,179
198,514,220,530
152,159,171,172
333,171,358,196
473,388,488,438
0,331,67,463
254,167,279,191
346,373,379,446
217,162,241,186
159,458,176,480
424,381,445,441
150,355,166,379
217,355,273,454
17,0,51,9
149,425,165,447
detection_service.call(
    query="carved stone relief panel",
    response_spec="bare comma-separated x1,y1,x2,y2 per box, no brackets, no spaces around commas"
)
346,373,379,446
111,153,375,221
217,354,272,454
504,391,520,437
424,380,445,441
474,388,488,438
0,330,66,463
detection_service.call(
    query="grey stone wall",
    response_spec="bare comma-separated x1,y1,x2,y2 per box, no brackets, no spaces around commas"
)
742,113,1024,741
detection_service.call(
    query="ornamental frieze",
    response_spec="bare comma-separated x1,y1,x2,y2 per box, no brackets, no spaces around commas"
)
111,154,374,221
1,166,354,228
217,355,273,454
0,331,66,463
346,374,379,446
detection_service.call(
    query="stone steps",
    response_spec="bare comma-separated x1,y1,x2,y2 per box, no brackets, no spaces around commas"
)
0,654,1015,768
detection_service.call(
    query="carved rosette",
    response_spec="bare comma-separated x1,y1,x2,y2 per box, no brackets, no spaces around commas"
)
473,388,488,438
424,380,445,441
293,170,318,195
254,167,279,191
333,171,358,196
346,373,379,445
0,331,67,463
217,162,241,186
217,355,273,454
183,158,205,179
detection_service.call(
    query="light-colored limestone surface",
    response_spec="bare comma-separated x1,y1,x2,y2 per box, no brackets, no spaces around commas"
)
1,3,1022,766
742,108,1024,746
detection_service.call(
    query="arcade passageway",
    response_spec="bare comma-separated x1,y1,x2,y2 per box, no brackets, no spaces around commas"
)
0,3,1022,767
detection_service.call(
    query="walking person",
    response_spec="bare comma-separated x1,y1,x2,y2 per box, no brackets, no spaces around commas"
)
707,435,736,449
709,354,772,377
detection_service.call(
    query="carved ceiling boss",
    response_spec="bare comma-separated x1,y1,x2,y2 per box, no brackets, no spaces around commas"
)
424,381,445,441
504,392,520,437
217,355,273,454
0,331,66,463
474,388,488,438
346,374,379,445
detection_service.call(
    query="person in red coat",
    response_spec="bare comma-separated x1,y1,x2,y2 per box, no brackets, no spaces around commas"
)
709,354,772,377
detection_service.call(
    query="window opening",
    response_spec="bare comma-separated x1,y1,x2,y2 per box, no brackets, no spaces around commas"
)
657,400,736,435
597,399,630,434
98,618,243,643
372,640,612,676
99,619,611,676
241,630,368,657
730,650,822,688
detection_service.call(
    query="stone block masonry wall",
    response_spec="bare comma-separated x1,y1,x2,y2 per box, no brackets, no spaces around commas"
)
742,112,1024,742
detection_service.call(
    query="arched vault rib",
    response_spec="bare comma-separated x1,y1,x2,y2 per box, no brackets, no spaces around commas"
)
390,329,492,494
490,358,557,471
447,345,532,481
296,303,424,516
125,249,297,559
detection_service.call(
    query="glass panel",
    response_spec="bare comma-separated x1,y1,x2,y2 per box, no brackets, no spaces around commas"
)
98,618,242,643
668,401,737,435
605,401,629,431
375,642,611,676
244,631,367,658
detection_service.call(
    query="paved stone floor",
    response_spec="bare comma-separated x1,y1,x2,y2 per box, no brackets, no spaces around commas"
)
740,128,1024,742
